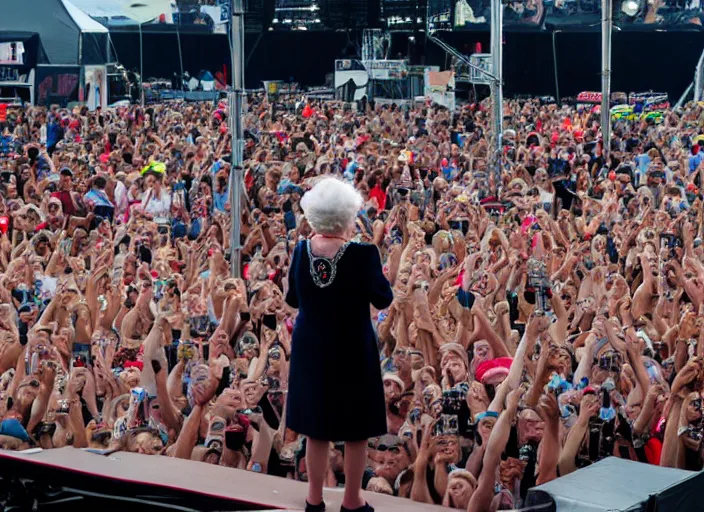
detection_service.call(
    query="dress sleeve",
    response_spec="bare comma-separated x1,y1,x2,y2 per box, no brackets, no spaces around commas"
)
285,242,301,308
365,244,393,310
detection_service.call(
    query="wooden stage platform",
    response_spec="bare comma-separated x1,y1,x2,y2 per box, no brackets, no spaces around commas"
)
0,447,449,511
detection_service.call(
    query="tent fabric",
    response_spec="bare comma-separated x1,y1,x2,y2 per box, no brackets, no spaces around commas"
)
525,457,704,512
62,0,109,33
0,33,47,65
68,0,172,24
0,0,108,65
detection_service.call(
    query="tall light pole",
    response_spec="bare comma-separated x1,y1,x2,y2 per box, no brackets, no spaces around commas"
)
490,0,504,190
601,0,613,160
229,0,245,278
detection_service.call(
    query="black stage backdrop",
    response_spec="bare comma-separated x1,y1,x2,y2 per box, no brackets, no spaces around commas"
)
109,29,704,102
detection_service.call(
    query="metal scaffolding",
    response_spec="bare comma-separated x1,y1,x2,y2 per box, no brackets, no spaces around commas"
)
601,0,612,160
426,0,503,188
229,0,246,278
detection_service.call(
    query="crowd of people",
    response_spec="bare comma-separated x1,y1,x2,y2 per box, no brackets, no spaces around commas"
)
0,93,703,511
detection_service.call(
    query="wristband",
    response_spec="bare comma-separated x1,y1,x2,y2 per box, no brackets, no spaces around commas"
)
474,410,499,424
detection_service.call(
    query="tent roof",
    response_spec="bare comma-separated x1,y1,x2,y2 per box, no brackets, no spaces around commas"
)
62,0,109,33
527,457,704,512
0,0,108,64
68,0,173,24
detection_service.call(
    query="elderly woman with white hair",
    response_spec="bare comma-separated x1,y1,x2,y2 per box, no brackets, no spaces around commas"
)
285,177,393,512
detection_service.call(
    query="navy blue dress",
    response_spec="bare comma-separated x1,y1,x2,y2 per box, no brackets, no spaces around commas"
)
285,240,393,441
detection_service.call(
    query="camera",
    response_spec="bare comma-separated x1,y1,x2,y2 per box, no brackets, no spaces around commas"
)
525,258,552,313
519,444,536,463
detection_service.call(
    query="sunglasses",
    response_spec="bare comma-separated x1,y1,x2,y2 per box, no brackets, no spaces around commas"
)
19,380,40,390
597,354,622,373
376,442,401,453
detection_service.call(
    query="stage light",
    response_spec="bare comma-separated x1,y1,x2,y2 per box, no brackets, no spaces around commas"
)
621,0,640,16
405,16,412,22
311,3,319,11
408,36,415,42
283,18,292,23
313,18,321,22
272,17,279,23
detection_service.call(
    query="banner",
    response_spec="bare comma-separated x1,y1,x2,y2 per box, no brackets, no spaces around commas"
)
363,60,407,80
35,66,81,107
83,65,108,110
629,92,669,111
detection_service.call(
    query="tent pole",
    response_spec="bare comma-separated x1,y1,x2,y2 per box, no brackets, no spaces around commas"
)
176,26,184,86
490,0,503,192
601,0,612,161
229,0,245,278
139,23,144,106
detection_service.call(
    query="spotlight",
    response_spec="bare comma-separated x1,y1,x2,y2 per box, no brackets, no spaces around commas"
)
621,0,640,16
408,36,415,43
272,17,279,23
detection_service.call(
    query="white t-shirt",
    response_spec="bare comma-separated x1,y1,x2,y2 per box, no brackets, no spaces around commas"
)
141,188,171,225
538,188,554,207
114,181,128,216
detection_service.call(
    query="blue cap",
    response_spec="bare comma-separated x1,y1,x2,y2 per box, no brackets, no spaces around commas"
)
0,418,30,442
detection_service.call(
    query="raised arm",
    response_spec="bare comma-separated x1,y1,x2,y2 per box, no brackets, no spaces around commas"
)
467,388,521,512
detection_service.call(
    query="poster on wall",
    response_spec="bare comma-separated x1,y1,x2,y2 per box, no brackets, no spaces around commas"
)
35,66,81,107
83,65,108,110
424,68,455,111
334,60,369,102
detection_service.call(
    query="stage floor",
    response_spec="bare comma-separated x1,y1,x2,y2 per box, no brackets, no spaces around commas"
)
0,447,448,512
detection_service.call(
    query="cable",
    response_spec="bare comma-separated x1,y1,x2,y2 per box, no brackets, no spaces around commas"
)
58,487,201,512
41,496,84,506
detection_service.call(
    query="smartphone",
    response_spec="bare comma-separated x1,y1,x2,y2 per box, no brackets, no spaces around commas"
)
409,407,422,425
129,387,148,428
262,314,277,331
60,239,73,256
225,426,246,451
25,351,39,375
56,399,70,416
70,343,91,371
205,416,227,449
240,312,251,322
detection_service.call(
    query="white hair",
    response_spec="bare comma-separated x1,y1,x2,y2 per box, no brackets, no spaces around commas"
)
301,177,363,236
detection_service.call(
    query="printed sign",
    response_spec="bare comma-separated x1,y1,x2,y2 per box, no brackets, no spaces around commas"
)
363,60,407,80
35,66,81,107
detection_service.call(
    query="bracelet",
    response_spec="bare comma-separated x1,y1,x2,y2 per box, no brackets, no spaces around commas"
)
474,411,499,423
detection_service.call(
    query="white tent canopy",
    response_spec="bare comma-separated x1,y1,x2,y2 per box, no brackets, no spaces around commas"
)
68,0,172,24
62,0,109,33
